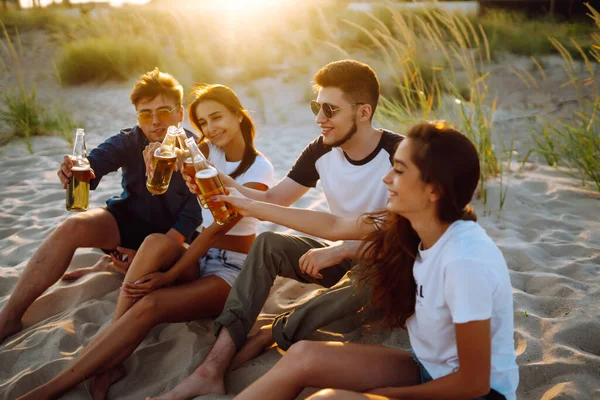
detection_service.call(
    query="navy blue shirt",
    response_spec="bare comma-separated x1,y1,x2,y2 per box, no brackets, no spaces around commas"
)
88,126,202,241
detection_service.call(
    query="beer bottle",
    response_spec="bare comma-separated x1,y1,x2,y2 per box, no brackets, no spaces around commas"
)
183,138,209,208
184,138,238,225
146,125,179,195
66,129,92,212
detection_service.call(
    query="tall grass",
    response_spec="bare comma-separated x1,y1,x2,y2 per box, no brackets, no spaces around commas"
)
0,23,77,151
334,5,505,209
525,4,600,192
56,37,166,85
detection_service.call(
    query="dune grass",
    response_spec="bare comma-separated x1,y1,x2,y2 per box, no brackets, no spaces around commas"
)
523,5,600,192
0,23,77,151
56,37,166,85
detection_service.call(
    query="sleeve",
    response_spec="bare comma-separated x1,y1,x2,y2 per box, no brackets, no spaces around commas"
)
171,192,203,240
237,155,275,187
87,133,129,190
286,138,327,188
443,259,498,324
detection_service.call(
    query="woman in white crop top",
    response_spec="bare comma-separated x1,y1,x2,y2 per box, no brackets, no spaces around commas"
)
214,122,518,400
19,84,274,400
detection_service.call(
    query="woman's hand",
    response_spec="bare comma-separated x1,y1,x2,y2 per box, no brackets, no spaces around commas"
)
143,142,161,179
212,187,256,217
121,271,174,299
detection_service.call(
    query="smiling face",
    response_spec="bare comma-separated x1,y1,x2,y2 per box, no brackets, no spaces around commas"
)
382,138,438,219
194,99,242,148
136,94,183,143
314,87,362,147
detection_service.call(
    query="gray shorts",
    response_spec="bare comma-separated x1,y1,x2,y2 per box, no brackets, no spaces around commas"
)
198,248,247,287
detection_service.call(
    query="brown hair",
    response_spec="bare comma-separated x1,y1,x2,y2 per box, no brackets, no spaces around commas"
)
313,60,380,120
188,84,258,180
130,68,183,107
359,121,480,327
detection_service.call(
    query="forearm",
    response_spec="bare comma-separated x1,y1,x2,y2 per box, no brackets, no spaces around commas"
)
335,240,368,260
247,201,362,241
373,371,490,400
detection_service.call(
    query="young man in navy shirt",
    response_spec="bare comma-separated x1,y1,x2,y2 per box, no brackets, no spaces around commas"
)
0,68,201,343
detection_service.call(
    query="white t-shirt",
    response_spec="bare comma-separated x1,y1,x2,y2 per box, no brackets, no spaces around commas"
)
198,142,274,236
287,130,402,217
407,220,518,399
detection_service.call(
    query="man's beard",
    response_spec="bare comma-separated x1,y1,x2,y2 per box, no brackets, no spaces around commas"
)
328,121,357,147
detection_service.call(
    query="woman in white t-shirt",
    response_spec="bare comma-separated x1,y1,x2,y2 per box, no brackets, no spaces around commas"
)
214,121,518,400
18,84,274,400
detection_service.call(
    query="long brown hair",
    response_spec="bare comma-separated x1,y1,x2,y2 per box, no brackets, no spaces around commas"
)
359,121,481,327
188,84,258,180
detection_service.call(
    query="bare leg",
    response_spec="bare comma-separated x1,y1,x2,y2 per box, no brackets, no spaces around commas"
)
112,233,185,322
61,255,126,281
234,341,421,400
91,234,186,400
16,275,230,400
307,389,391,400
0,209,120,343
229,324,275,371
148,328,238,400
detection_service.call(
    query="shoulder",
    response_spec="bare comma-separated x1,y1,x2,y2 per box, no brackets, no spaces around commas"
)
252,153,274,171
298,136,332,161
443,222,507,275
380,129,404,154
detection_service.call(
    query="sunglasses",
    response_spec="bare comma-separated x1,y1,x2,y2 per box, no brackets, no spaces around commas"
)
137,105,180,125
310,100,364,118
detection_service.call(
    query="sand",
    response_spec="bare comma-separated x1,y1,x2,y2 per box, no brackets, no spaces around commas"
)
1,32,600,400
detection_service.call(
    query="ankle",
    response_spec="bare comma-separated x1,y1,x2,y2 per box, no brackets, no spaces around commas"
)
192,364,224,382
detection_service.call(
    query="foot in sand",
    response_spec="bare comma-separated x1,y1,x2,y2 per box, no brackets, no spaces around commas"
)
90,364,126,400
146,365,226,400
0,314,22,343
62,255,124,281
230,324,275,371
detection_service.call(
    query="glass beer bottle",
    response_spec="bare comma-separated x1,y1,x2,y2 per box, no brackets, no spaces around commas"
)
184,138,209,208
66,129,92,212
146,126,178,195
184,138,238,225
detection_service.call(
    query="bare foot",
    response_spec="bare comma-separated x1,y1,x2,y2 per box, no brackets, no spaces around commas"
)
90,364,126,400
62,256,125,281
146,365,226,400
0,314,22,344
229,325,275,371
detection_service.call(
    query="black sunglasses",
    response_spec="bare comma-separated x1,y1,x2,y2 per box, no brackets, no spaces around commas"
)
310,100,364,118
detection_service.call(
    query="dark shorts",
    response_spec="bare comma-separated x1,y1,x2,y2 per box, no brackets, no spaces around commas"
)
103,206,166,252
409,350,507,400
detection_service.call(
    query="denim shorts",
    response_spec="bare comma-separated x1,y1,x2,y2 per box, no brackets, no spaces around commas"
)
198,248,246,287
409,350,505,400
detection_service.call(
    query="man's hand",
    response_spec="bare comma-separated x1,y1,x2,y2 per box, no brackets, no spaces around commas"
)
299,244,346,279
212,187,255,217
120,271,174,299
143,142,161,179
58,155,96,189
109,246,137,273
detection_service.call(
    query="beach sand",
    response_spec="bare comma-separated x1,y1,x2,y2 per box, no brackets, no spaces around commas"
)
1,34,600,400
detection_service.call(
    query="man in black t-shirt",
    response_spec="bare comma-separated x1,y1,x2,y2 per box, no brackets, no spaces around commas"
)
154,60,403,400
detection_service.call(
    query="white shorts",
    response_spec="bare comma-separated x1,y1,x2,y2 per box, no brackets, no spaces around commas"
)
198,248,247,287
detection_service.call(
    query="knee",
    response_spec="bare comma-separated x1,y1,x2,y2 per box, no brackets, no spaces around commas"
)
253,231,284,252
129,293,162,324
306,389,341,400
140,233,171,249
283,340,322,377
137,233,180,257
57,215,92,239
